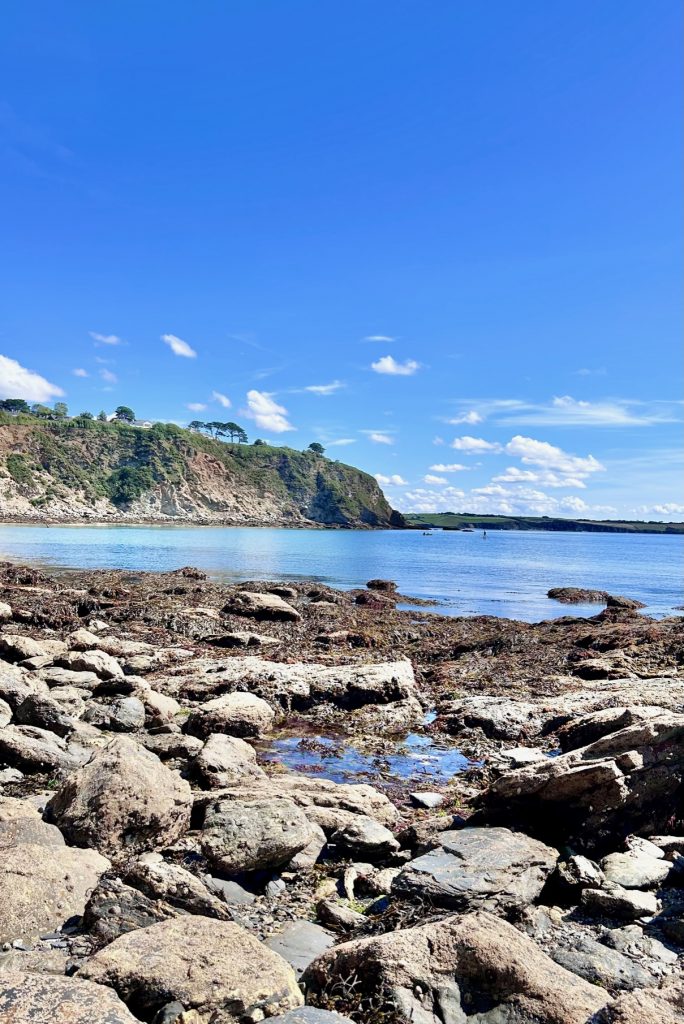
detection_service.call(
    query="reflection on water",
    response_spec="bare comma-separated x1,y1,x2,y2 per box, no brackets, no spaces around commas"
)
0,524,682,622
258,731,473,786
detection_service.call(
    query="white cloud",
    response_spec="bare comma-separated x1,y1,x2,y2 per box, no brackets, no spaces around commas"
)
327,438,356,446
245,390,294,433
375,473,407,486
445,410,483,425
99,368,117,384
367,432,394,445
504,435,604,477
304,381,344,395
492,466,587,489
371,355,420,376
451,436,501,453
0,354,64,402
72,368,88,378
430,463,468,472
452,395,674,427
211,390,231,408
187,402,207,412
89,331,122,346
364,335,395,342
161,333,197,358
424,474,448,485
632,502,684,518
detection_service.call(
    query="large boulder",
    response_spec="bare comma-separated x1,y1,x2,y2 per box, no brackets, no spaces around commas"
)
185,691,276,738
193,733,267,788
0,634,66,663
436,695,543,741
393,826,558,911
125,852,232,919
0,971,139,1023
0,843,110,944
79,916,303,1021
47,736,192,858
58,649,124,680
223,590,301,621
200,795,315,873
302,911,609,1024
482,711,684,850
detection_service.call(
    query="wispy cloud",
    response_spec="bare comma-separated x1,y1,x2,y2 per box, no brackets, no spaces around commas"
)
99,368,117,384
327,438,356,446
0,354,64,402
304,381,345,396
211,390,231,408
72,368,88,378
362,431,395,445
446,396,676,428
424,474,447,485
187,402,207,412
451,436,501,453
371,355,420,376
161,333,197,358
375,473,407,485
445,410,482,425
430,463,468,472
89,331,122,346
245,390,294,433
364,335,396,342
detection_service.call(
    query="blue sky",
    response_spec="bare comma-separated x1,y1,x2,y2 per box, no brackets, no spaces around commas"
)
1,1,682,520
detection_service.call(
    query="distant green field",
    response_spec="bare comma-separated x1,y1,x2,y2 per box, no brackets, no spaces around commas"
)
404,512,684,535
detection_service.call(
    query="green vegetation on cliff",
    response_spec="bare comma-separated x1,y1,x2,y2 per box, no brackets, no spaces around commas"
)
0,413,403,528
404,512,684,535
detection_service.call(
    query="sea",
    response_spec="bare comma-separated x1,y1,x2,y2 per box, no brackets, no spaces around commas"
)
0,524,681,623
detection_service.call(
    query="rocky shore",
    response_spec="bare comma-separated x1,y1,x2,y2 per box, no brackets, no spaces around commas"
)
0,560,682,1023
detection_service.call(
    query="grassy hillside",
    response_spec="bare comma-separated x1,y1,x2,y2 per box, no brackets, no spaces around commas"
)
0,414,403,528
404,512,684,535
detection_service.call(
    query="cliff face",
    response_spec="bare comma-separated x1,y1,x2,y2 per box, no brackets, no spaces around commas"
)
0,420,404,528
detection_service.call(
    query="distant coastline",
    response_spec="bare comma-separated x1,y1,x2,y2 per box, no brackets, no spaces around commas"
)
404,512,684,535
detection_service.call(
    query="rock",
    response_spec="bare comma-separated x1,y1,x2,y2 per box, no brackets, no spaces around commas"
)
185,692,276,739
0,602,12,621
0,971,140,1023
394,826,558,911
47,736,192,858
351,696,423,733
0,634,66,663
223,590,301,621
139,687,180,725
303,910,609,1024
558,706,662,752
366,579,397,592
82,695,146,731
0,724,81,772
58,649,124,680
606,594,646,609
200,796,314,873
501,746,547,767
548,931,657,991
287,822,327,870
0,843,109,943
317,899,366,931
0,698,11,728
125,853,232,919
483,711,684,851
83,875,174,947
79,916,303,1020
548,586,610,603
604,977,684,1023
410,791,444,809
266,920,335,978
194,733,266,788
555,854,605,894
582,883,660,920
203,876,256,905
268,1012,354,1024
601,849,672,888
0,813,64,846
437,695,543,740
206,631,280,649
650,835,684,860
66,628,102,650
330,815,399,861
39,666,100,689
141,733,204,759
0,795,41,821
15,692,77,737
604,923,679,964
0,667,50,710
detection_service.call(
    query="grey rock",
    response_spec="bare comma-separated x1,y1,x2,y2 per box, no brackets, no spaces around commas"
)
0,635,66,664
331,815,399,861
394,826,558,910
82,695,146,732
317,899,366,930
0,698,11,728
141,733,204,759
266,920,335,978
548,931,657,991
0,814,65,846
15,692,76,737
125,853,232,919
201,795,315,873
57,649,123,680
0,724,81,772
223,590,301,621
605,923,679,964
582,882,660,920
83,875,174,948
601,850,672,889
268,1011,355,1024
185,691,276,739
437,695,543,740
204,876,256,905
194,732,266,788
410,791,445,809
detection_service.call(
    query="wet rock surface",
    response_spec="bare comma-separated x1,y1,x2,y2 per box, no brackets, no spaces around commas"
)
0,562,681,1022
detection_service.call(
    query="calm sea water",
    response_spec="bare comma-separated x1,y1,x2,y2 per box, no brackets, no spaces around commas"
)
0,524,681,622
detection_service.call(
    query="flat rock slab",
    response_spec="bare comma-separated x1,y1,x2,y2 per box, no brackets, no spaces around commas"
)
394,826,558,910
269,1012,355,1024
79,915,303,1020
0,971,139,1023
601,850,672,889
266,920,335,978
223,591,301,621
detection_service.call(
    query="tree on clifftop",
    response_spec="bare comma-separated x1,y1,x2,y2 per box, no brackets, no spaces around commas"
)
114,406,135,423
0,399,30,414
307,442,326,455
